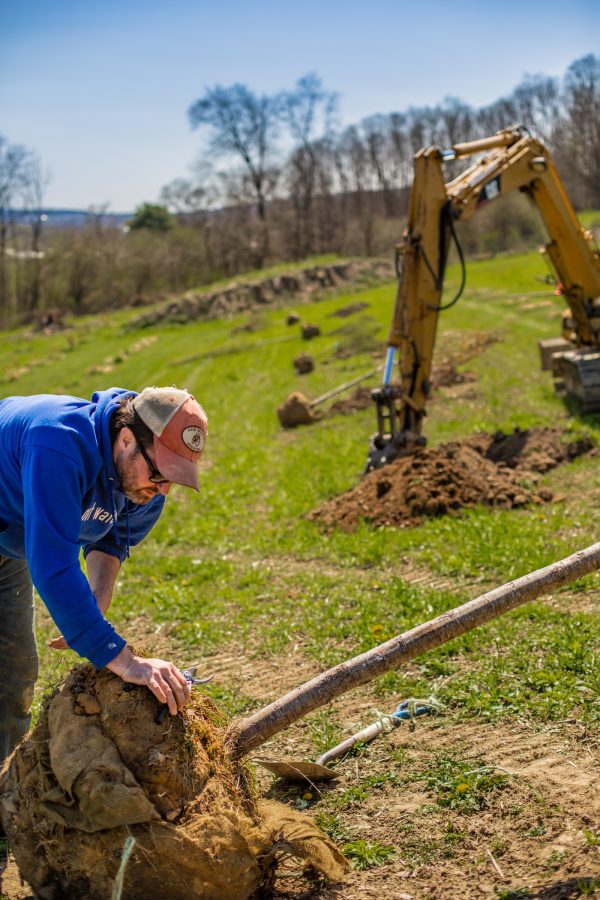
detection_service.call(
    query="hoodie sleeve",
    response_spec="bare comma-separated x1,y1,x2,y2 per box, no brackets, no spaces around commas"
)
82,494,165,561
21,444,126,668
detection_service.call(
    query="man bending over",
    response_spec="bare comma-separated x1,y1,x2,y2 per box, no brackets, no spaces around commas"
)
0,386,208,764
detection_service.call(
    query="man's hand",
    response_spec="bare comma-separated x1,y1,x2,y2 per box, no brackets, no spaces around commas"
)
49,635,69,650
106,646,191,716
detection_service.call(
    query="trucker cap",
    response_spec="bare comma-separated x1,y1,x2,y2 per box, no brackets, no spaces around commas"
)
132,387,208,491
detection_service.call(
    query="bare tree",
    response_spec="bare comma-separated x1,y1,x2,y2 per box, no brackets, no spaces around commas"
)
188,83,280,266
338,125,376,255
389,111,412,191
278,73,338,257
475,94,517,138
360,114,397,216
20,152,50,311
559,54,600,208
86,202,111,237
510,74,561,144
438,97,475,148
0,136,28,323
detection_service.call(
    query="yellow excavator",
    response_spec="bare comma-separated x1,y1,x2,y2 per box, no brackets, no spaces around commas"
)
367,125,600,471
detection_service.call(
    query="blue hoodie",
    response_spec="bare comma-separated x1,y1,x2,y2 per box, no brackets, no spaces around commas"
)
0,388,165,667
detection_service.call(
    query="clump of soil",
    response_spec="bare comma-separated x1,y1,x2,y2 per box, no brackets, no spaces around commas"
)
0,666,346,899
278,391,320,427
301,322,321,340
293,352,315,374
33,311,68,334
309,427,594,531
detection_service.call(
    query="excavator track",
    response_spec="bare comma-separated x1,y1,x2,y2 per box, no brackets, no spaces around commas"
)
554,349,600,413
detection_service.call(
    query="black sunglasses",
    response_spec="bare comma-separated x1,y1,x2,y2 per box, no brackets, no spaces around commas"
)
135,437,169,485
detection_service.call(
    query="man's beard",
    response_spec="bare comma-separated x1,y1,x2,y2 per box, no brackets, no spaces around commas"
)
115,450,159,504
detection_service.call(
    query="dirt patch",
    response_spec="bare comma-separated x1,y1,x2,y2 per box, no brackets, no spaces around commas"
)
230,315,265,335
209,648,600,900
428,329,501,390
307,719,600,900
432,361,477,388
2,639,598,900
0,665,346,899
324,329,499,416
329,302,371,318
309,428,595,531
464,428,596,473
327,386,373,416
324,365,476,418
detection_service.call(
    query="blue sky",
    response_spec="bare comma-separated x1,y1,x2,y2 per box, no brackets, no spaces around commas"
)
1,0,598,211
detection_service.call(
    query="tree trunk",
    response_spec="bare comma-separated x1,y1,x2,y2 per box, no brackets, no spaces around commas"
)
227,540,600,758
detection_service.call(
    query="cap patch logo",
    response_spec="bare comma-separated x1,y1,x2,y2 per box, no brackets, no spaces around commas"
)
182,426,206,453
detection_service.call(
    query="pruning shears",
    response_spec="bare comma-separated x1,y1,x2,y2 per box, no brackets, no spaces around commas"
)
155,666,214,724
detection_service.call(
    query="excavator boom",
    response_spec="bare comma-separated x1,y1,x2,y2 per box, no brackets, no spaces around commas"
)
367,127,600,471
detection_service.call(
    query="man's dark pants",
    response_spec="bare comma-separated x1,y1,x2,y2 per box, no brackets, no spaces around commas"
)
0,556,38,766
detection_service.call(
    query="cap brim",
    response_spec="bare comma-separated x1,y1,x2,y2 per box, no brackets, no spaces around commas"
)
153,436,200,491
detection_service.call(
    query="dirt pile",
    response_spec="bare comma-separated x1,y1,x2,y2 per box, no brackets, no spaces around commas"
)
293,352,315,374
0,666,346,899
328,385,373,416
128,259,393,329
309,427,595,531
277,391,320,427
464,427,595,473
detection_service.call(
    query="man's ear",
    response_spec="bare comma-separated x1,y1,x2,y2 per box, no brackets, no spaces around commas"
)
117,426,135,452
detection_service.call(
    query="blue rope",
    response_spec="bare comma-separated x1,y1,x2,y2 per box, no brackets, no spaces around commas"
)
391,700,433,721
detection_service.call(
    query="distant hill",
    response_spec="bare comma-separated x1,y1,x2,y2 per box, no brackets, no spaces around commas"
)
8,209,132,229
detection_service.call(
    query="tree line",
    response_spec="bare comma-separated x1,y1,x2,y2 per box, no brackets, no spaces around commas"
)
1,53,598,325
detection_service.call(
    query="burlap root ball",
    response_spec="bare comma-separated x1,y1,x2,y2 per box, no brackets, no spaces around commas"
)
0,665,347,899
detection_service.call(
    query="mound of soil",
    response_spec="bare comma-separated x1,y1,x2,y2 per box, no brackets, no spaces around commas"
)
278,391,320,427
293,352,315,374
464,427,595,473
328,385,373,416
309,427,594,531
0,666,346,899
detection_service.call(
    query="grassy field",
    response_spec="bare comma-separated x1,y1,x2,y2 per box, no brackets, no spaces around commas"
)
1,247,599,898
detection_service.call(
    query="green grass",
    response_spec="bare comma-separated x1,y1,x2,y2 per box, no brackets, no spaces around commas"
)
342,838,396,869
413,755,512,812
1,245,599,736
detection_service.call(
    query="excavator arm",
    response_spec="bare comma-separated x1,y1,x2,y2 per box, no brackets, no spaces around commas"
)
367,127,600,471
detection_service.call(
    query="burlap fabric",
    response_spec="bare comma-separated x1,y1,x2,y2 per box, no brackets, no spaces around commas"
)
0,665,347,899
